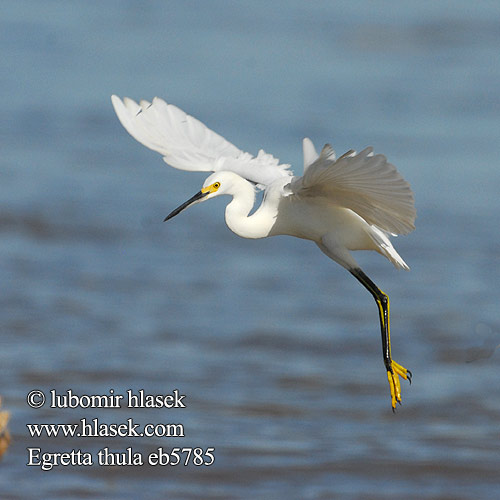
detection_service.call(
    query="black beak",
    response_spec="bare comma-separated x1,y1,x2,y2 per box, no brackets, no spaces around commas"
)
164,190,209,221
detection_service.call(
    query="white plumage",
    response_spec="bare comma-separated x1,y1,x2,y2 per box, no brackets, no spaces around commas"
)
111,95,292,186
111,95,415,268
112,95,416,410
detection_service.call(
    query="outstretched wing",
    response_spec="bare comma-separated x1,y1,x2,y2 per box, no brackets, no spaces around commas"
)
111,96,292,187
290,144,416,235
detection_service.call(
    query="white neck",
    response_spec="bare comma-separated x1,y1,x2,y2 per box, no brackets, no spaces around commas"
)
224,178,275,239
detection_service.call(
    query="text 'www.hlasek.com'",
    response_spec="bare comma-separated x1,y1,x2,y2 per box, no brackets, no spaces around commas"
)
26,389,215,471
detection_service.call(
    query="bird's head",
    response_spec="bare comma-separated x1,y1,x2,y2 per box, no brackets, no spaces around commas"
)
164,171,236,221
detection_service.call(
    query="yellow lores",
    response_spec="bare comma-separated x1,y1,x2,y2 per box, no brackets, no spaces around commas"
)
112,95,416,411
201,182,221,195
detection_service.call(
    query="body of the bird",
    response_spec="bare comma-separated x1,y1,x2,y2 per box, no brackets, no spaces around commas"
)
203,169,409,272
274,195,389,254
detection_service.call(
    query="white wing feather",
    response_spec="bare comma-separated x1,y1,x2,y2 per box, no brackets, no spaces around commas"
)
111,95,292,187
291,144,416,235
302,137,319,172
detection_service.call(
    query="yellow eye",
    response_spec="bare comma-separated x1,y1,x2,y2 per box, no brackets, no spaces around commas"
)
213,182,220,189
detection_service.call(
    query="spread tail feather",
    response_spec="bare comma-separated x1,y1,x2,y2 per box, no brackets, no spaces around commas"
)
369,226,410,270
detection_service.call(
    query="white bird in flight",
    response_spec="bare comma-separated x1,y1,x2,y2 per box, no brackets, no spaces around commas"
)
112,95,416,411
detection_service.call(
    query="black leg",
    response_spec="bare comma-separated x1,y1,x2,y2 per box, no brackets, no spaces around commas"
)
350,267,411,410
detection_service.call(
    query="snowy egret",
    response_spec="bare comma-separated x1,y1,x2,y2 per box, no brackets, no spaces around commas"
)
112,95,416,411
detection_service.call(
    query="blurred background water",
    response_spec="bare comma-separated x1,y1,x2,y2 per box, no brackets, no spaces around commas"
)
1,1,500,499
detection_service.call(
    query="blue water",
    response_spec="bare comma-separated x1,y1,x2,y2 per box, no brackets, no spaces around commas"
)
1,1,500,498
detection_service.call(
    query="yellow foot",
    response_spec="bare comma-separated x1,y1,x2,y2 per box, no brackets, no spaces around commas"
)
387,361,412,411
